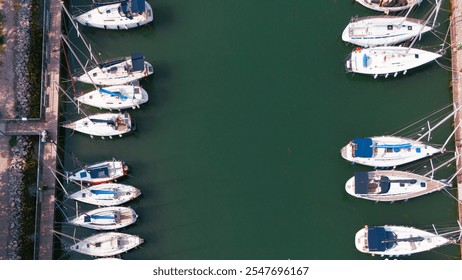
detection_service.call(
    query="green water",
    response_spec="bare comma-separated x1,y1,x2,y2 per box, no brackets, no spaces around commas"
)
59,0,459,260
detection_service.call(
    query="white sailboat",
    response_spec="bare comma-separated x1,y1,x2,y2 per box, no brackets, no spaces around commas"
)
345,46,442,78
61,28,153,86
344,154,460,201
75,52,154,86
341,105,460,168
73,0,154,30
355,223,462,257
68,206,138,230
76,83,149,110
342,1,441,47
58,231,143,257
66,183,141,206
62,111,135,139
67,159,129,185
355,0,423,13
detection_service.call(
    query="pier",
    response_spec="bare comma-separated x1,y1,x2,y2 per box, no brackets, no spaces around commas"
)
450,0,462,258
0,0,61,260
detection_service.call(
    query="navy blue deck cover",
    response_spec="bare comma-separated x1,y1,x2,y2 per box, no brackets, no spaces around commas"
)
130,0,146,13
353,138,373,158
131,52,145,71
368,227,396,252
354,171,369,194
88,167,109,178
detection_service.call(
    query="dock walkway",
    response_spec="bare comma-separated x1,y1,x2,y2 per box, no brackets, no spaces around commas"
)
450,0,462,258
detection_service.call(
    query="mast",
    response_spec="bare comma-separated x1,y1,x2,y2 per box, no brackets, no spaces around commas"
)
405,0,443,54
416,104,461,142
60,35,99,90
61,1,99,64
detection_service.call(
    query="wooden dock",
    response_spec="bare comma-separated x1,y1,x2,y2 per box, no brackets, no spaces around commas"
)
449,0,462,259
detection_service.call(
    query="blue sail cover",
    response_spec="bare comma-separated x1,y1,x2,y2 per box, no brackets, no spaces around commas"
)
100,88,128,100
373,143,412,153
353,138,373,158
90,190,117,195
368,227,396,252
90,215,115,220
131,52,145,71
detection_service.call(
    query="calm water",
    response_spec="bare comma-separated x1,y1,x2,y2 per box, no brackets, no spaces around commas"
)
58,0,459,260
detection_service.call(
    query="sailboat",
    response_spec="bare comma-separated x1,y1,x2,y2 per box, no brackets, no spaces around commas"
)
355,0,423,13
73,0,154,30
344,154,460,201
342,0,441,47
67,159,128,185
345,46,441,78
62,111,135,139
75,83,149,110
355,223,462,257
69,232,143,257
68,206,138,230
341,105,459,168
75,52,154,86
66,182,141,206
61,27,153,86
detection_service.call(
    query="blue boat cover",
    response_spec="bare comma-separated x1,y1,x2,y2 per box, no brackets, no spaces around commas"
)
131,52,145,71
368,227,396,252
90,190,117,195
354,171,369,194
100,88,128,100
363,54,368,67
353,138,373,158
130,0,146,13
88,167,109,178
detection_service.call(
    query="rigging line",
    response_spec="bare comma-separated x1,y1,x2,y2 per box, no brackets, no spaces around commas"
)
442,188,462,204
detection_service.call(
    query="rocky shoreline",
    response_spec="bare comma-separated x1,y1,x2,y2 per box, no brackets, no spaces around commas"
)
5,0,33,260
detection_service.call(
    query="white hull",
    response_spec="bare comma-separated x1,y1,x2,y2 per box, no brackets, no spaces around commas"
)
355,225,451,257
62,112,134,138
70,232,143,257
342,16,432,47
75,1,153,30
355,0,423,13
345,46,441,77
345,170,448,202
76,54,154,86
69,206,138,230
67,183,141,206
76,85,149,110
340,136,442,168
67,160,128,185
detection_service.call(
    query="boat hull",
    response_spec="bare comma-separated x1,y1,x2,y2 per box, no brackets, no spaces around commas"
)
355,0,423,13
62,112,133,138
69,206,138,230
74,1,153,30
76,85,149,110
340,136,442,168
355,225,451,257
345,46,441,77
67,160,128,185
342,16,432,47
345,170,448,202
67,183,141,206
70,232,143,257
